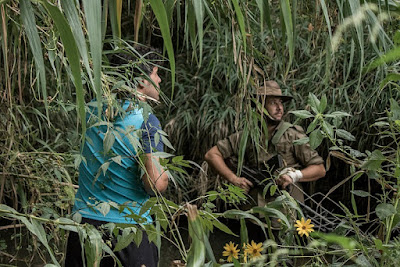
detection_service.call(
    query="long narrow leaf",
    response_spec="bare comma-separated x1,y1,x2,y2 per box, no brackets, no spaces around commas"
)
20,0,49,122
83,0,102,117
280,0,294,75
62,0,94,92
149,0,175,100
192,0,204,66
231,0,247,51
40,1,86,142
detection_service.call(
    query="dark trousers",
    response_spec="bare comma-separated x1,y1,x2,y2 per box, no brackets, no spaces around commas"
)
65,218,158,267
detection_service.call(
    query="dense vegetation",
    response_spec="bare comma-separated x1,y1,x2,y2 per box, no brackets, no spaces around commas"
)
0,0,399,266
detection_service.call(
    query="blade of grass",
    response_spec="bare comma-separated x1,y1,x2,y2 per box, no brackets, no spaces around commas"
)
149,0,175,101
20,0,49,123
231,0,247,51
192,0,204,66
83,0,102,117
62,0,94,94
280,0,294,76
40,1,86,143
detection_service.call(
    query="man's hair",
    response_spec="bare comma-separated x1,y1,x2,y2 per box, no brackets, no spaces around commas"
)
108,45,164,76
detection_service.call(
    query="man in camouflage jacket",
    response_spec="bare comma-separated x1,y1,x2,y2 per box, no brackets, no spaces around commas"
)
205,80,326,203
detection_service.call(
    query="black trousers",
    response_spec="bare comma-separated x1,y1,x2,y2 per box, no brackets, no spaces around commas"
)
65,218,158,267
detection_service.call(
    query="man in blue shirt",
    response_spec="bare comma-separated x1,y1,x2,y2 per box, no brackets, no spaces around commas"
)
66,46,168,267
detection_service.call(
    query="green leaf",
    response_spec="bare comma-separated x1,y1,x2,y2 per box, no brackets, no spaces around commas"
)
293,137,309,146
212,219,235,236
364,46,400,73
20,0,48,121
336,129,355,141
231,0,247,51
390,98,400,121
329,111,352,117
61,0,93,89
322,121,334,137
289,110,314,119
312,232,359,251
319,95,327,113
306,118,318,133
104,130,116,153
40,0,86,142
376,203,396,220
361,150,386,171
83,0,102,116
192,0,204,66
351,190,371,197
280,0,294,74
149,0,175,100
308,93,320,113
309,130,324,150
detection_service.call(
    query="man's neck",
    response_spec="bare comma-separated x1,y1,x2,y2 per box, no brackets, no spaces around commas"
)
267,119,281,137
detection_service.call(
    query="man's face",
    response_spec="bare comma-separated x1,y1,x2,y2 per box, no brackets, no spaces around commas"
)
139,66,162,101
265,96,284,121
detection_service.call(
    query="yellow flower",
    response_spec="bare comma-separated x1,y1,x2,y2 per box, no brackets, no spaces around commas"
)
222,241,240,262
244,240,263,259
294,217,314,237
242,243,247,263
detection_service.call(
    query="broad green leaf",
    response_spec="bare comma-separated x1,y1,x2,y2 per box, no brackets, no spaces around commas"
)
376,203,396,220
308,93,320,114
309,130,324,150
97,202,111,216
114,232,135,252
336,129,356,141
290,110,314,119
293,137,309,146
40,0,86,142
306,118,318,133
104,130,116,153
322,121,334,137
252,206,291,228
361,150,386,171
149,0,175,100
20,0,48,121
100,161,111,176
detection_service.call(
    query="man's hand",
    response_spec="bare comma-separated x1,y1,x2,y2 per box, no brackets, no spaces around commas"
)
231,176,253,192
276,167,303,189
276,174,293,189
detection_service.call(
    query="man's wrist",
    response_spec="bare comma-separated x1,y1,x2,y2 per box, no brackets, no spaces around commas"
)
288,170,303,183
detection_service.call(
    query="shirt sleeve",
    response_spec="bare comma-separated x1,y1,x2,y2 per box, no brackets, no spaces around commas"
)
216,132,242,159
141,114,164,153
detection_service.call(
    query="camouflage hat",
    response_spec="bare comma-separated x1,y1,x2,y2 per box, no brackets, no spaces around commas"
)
253,80,293,102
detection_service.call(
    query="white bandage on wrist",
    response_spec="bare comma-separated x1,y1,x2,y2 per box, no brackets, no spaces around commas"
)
287,169,303,183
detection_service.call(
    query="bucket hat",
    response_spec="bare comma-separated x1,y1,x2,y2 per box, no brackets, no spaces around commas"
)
253,80,293,102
